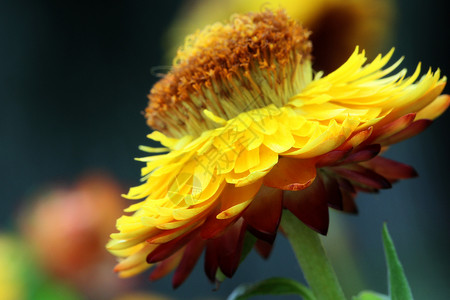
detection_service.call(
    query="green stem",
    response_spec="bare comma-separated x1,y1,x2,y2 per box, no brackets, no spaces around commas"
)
281,210,347,300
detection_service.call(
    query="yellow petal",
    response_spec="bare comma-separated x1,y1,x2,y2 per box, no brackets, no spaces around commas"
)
416,94,450,120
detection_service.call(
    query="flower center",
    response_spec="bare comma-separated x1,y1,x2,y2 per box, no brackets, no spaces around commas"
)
146,9,313,138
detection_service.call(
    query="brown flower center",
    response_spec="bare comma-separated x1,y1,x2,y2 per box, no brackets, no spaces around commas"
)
146,9,312,138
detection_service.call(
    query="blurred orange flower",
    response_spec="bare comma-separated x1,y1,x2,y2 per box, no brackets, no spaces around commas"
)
21,173,129,297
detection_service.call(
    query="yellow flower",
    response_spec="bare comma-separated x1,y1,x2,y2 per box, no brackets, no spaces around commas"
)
107,9,449,287
0,234,26,300
165,0,393,73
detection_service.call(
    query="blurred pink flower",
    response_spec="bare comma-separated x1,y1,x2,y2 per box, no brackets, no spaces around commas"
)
20,173,131,298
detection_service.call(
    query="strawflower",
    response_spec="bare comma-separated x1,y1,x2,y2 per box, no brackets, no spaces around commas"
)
107,9,449,289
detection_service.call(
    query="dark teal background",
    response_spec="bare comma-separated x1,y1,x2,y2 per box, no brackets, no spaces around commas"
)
1,1,449,299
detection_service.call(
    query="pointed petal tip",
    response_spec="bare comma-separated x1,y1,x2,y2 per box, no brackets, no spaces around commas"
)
333,165,392,190
171,237,205,289
309,223,329,235
339,144,381,165
409,167,419,178
243,186,282,241
254,239,274,259
246,225,277,244
361,156,419,180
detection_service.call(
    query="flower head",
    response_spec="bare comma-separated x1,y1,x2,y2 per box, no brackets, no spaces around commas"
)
108,9,449,288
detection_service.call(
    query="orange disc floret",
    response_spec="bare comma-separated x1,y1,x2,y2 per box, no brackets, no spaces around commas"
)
146,9,312,138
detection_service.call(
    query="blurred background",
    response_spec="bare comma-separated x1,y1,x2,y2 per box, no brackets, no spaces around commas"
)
0,0,449,299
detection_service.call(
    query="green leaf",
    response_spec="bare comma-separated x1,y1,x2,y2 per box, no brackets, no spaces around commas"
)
227,277,315,300
19,248,83,300
382,223,414,300
216,268,227,283
352,291,390,300
30,279,83,300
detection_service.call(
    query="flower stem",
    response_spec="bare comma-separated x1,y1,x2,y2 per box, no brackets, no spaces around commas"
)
281,210,346,300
